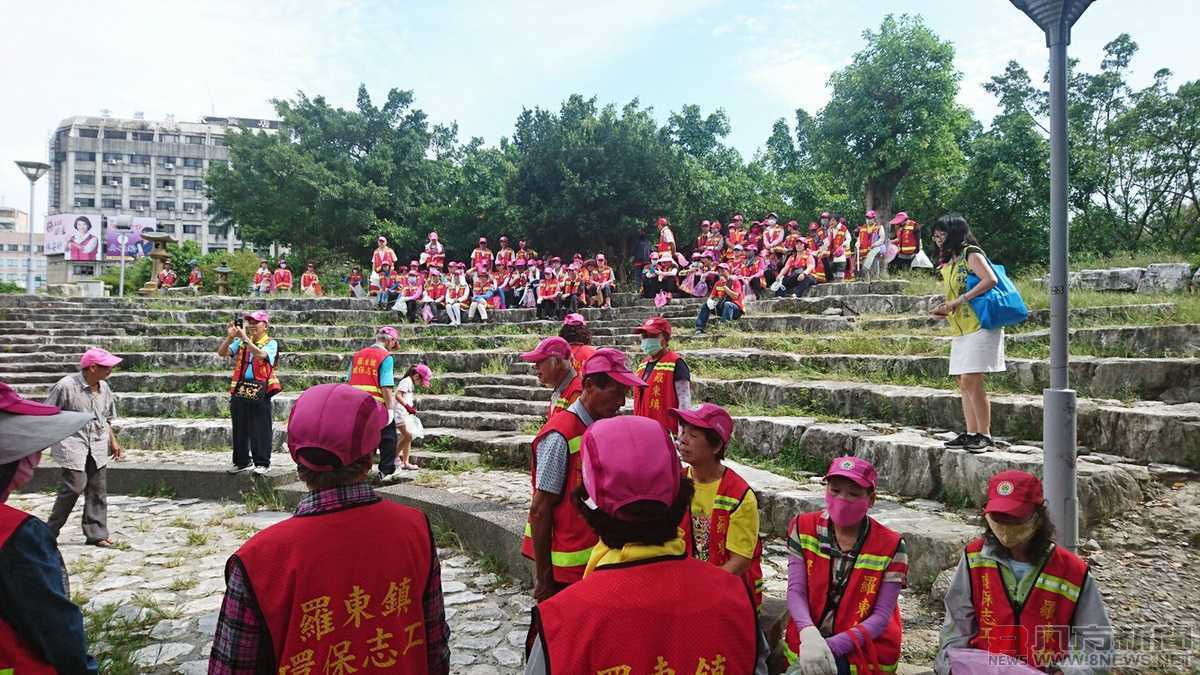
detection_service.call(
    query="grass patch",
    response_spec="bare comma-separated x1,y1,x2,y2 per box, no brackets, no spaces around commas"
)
168,516,195,530
69,556,113,584
479,355,512,375
426,380,466,396
431,521,464,550
185,530,210,547
168,577,198,592
241,480,288,512
420,436,459,453
83,603,159,675
728,440,828,480
135,481,177,499
478,551,510,578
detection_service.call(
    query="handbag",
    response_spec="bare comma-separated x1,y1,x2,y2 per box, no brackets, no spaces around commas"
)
965,251,1028,330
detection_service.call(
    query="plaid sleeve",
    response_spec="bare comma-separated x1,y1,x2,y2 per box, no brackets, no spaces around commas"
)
208,555,273,674
884,537,909,587
423,521,451,675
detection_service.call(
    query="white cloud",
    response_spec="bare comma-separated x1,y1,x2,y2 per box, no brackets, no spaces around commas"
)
743,44,845,115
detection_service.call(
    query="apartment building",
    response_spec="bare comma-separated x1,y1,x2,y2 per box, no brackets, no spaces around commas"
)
0,207,46,290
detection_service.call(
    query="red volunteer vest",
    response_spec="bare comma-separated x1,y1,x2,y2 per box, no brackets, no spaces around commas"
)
0,505,56,674
188,270,202,286
274,268,293,289
784,512,903,672
965,538,1088,670
633,351,680,433
255,269,271,285
237,500,432,671
897,222,920,255
521,411,597,584
568,344,596,376
159,270,176,286
348,345,389,404
538,280,559,299
229,336,281,396
472,248,492,268
549,375,582,419
535,556,758,673
682,467,765,609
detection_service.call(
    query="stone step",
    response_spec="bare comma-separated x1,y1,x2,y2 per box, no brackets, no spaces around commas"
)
856,303,1176,332
0,333,537,357
1008,323,1200,358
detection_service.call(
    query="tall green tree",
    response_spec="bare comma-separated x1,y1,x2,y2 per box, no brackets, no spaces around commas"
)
816,14,970,229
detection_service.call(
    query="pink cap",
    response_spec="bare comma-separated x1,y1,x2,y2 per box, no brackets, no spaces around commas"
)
378,326,400,340
889,211,908,225
825,456,878,489
244,310,270,324
520,336,572,363
865,210,876,218
581,416,680,517
287,384,387,472
413,364,432,387
80,348,122,370
669,403,734,445
563,313,586,327
429,231,438,240
581,348,646,388
0,381,61,416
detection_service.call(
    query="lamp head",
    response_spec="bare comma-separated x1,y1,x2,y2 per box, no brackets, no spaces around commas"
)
1009,0,1095,46
15,161,50,183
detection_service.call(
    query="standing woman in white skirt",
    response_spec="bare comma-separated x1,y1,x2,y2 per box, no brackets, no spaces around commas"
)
394,363,431,470
929,215,1003,452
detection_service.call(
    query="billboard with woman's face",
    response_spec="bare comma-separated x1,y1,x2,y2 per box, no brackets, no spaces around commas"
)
104,216,156,259
45,214,102,261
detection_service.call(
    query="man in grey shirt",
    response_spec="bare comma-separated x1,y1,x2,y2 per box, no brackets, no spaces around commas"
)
44,348,125,546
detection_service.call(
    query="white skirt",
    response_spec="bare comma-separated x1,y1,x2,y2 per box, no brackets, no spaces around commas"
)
949,328,1006,375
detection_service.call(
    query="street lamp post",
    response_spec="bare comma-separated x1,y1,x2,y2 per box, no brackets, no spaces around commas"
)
1009,0,1095,551
14,161,50,294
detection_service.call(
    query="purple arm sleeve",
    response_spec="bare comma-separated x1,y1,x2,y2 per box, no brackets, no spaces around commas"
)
787,552,815,630
825,580,902,657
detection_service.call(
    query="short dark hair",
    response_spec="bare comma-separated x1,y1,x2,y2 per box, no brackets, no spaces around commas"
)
296,453,372,491
981,502,1056,559
582,372,614,390
574,478,695,548
558,324,592,347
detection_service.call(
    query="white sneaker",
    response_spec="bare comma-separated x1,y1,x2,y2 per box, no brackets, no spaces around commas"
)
252,466,270,476
227,464,253,475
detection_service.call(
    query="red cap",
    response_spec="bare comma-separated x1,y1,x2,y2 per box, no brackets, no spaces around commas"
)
520,336,572,363
80,348,122,369
581,416,679,517
287,384,387,473
656,217,668,226
633,316,672,338
670,403,734,445
825,456,878,489
581,348,646,388
984,470,1044,519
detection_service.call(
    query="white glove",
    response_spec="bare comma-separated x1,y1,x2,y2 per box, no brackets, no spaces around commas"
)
386,408,395,426
791,626,837,675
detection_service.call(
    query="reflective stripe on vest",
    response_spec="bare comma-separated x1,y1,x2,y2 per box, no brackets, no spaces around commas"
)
522,414,597,584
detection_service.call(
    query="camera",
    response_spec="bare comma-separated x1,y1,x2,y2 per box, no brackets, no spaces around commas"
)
233,315,243,329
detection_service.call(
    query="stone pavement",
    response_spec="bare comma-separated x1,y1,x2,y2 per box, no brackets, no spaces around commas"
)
8,492,531,674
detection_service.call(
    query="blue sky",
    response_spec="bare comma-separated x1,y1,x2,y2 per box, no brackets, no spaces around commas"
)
3,0,1199,228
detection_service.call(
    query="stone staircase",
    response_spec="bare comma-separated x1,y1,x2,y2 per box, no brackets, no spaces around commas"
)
4,281,1197,670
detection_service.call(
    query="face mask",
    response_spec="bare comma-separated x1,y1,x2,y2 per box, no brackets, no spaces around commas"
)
825,490,870,527
640,337,662,355
1,452,41,502
985,514,1039,549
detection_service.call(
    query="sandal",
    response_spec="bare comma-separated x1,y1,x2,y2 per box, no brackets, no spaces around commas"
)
88,539,114,548
401,462,420,470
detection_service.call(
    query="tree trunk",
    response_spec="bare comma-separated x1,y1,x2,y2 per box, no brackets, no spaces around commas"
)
865,166,908,237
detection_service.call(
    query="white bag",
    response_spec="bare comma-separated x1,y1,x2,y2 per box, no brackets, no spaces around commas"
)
910,249,934,269
706,297,719,311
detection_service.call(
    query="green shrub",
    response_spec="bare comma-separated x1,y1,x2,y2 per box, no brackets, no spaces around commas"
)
0,281,24,294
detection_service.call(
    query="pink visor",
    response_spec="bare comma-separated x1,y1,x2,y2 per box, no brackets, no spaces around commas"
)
563,313,586,327
825,456,878,489
581,416,680,517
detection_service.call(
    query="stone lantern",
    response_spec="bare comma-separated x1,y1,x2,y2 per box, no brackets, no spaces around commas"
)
137,231,177,296
215,265,232,296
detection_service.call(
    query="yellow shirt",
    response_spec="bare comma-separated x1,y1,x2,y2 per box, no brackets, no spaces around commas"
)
688,468,760,562
940,246,983,336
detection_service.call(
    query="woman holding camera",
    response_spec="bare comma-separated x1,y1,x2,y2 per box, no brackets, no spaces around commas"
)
217,311,280,475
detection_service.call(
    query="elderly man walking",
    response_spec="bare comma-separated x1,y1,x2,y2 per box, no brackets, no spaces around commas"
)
44,348,124,547
521,336,582,421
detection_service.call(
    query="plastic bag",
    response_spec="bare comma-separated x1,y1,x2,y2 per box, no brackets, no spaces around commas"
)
910,249,934,269
654,291,670,308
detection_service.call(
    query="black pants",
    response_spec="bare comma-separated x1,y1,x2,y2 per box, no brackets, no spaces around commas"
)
537,298,560,319
561,294,579,315
378,420,398,475
231,394,273,468
778,274,817,298
889,254,915,274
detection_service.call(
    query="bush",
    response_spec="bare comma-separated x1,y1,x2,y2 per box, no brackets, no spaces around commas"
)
0,281,24,294
99,257,152,294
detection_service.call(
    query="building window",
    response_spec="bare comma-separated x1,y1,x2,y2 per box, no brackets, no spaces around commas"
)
132,131,155,141
74,174,96,186
4,245,17,252
103,129,127,140
183,224,200,234
74,198,95,207
72,265,96,276
183,202,203,214
105,176,122,187
129,154,151,165
101,198,121,209
159,156,176,167
76,152,96,162
156,200,175,211
212,136,227,146
102,152,123,164
183,179,203,190
159,223,176,233
158,179,175,189
130,199,150,210
160,134,179,143
186,135,205,145
78,128,99,138
130,177,150,188
183,157,204,168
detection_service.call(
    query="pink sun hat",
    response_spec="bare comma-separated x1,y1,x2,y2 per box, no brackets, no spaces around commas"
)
669,403,734,445
581,348,646,388
520,336,572,363
563,313,586,327
243,310,270,324
581,416,680,517
413,363,432,387
889,211,909,225
287,384,387,473
80,348,122,370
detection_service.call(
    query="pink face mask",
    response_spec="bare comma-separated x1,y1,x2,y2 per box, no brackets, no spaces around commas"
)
1,452,41,502
825,490,870,527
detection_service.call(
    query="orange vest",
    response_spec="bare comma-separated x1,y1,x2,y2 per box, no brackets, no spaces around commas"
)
472,248,492,267
897,221,921,255
229,336,281,396
535,556,758,673
274,268,293,288
784,511,903,672
965,538,1088,670
568,345,596,376
633,351,680,433
348,345,390,404
550,375,583,419
0,505,56,674
682,467,765,609
538,280,559,299
237,499,432,671
521,411,597,583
